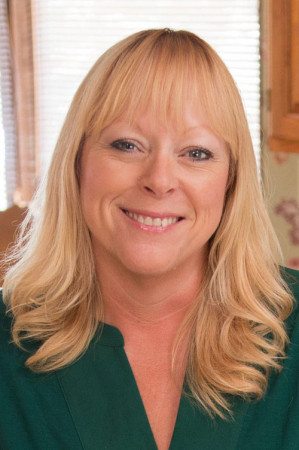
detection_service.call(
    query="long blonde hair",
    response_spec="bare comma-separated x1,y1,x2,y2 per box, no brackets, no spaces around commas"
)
3,29,294,418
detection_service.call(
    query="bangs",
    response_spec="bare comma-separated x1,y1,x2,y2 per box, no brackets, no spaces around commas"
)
108,34,205,131
88,29,245,160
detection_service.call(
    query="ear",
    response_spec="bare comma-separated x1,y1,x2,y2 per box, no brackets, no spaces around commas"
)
75,135,86,183
225,155,236,195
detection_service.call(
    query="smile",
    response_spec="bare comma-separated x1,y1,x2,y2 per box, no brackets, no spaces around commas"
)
121,209,184,229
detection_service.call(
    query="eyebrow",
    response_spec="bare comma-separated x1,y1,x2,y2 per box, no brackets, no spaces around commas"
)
106,122,211,136
181,126,209,135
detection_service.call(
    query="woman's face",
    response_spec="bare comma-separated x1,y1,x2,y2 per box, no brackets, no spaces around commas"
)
80,103,230,277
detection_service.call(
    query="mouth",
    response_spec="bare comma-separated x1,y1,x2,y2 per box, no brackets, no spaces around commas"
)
120,208,185,229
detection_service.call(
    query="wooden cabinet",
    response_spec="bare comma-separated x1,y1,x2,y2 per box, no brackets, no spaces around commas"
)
268,0,299,152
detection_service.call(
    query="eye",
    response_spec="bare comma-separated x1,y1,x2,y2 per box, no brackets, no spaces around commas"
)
186,147,213,162
111,139,138,153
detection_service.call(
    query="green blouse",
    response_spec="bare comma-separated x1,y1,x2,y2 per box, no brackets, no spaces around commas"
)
0,267,299,450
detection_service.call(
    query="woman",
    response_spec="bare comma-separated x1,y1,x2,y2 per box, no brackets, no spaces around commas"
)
1,29,298,450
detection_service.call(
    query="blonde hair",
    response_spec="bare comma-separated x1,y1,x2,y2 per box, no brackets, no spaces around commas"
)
3,29,294,418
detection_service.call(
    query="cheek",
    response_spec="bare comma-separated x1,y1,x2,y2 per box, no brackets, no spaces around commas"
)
79,158,106,223
191,170,229,219
79,157,140,219
80,159,118,201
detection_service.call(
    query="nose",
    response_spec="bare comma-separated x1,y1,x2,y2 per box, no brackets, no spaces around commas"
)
138,151,178,198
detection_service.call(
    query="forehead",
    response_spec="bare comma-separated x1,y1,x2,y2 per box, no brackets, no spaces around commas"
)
89,56,235,153
140,102,208,130
104,105,219,139
98,107,229,160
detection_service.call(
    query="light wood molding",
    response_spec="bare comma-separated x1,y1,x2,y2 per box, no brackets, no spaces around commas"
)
8,0,36,204
268,0,299,152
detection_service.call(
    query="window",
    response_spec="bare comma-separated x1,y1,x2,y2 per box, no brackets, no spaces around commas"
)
32,0,261,174
1,0,261,210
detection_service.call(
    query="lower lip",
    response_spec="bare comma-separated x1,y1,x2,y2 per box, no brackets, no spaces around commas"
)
120,209,184,233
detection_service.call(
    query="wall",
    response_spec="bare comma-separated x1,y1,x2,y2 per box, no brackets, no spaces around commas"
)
262,150,299,269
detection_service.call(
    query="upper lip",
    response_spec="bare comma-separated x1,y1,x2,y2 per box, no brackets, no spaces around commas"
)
120,207,184,219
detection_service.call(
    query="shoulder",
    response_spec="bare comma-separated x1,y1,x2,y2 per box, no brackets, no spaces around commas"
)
280,265,299,295
0,288,22,369
277,267,299,381
0,289,40,360
280,266,299,331
0,288,35,366
0,288,14,344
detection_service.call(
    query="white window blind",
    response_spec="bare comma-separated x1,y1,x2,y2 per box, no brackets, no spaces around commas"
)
0,0,17,211
32,0,260,177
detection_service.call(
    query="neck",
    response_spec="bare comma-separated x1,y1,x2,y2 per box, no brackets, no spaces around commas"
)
94,250,205,332
94,250,205,378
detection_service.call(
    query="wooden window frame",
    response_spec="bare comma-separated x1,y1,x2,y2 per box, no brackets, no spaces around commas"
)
268,0,299,153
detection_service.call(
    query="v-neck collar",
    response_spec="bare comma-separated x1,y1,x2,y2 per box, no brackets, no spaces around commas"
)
57,322,158,449
56,322,249,450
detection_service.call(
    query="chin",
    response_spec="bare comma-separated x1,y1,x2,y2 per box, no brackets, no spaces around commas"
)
117,252,178,278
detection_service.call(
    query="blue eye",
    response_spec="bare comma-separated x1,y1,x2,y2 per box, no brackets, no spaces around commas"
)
187,147,213,161
111,140,137,152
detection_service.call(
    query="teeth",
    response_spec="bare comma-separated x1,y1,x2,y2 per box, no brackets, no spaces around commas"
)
161,218,169,227
125,210,180,228
144,217,153,225
153,218,162,226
